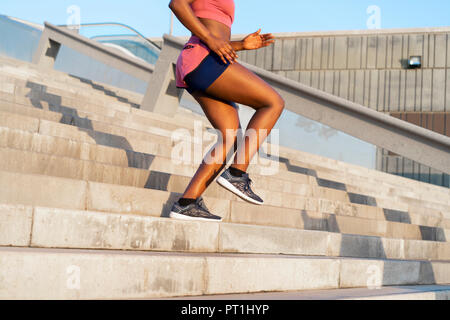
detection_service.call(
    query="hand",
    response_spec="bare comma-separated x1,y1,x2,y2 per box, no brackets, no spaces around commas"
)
243,29,275,50
205,34,238,64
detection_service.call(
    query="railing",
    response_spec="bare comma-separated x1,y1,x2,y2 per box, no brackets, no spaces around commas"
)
56,22,161,50
29,22,450,174
144,34,450,175
56,22,161,66
32,22,155,81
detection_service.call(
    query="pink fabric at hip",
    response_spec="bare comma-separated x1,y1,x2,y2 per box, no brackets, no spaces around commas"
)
175,35,211,89
175,0,235,89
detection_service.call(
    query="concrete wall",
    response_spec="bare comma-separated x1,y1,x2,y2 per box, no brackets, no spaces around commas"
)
234,27,450,187
238,28,450,114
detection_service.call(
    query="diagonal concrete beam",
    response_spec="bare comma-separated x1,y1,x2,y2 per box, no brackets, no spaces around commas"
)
32,22,154,81
140,38,184,116
159,34,450,174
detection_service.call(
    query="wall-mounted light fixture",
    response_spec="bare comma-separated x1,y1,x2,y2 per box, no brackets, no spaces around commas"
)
408,56,422,69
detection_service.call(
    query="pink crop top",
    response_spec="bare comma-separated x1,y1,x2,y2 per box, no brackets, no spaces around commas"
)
191,0,235,28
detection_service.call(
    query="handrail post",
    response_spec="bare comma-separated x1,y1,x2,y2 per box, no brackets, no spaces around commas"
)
32,28,62,69
140,35,183,117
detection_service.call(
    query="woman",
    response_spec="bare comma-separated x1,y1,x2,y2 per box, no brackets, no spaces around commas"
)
168,0,285,221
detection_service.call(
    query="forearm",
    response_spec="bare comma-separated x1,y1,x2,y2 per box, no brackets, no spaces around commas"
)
169,0,212,43
231,40,245,51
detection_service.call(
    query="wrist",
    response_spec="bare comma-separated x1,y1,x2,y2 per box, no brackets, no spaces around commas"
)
232,40,245,51
238,40,246,51
202,32,215,45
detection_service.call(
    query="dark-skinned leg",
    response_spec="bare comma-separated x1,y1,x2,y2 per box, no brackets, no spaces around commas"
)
204,61,285,172
181,90,241,200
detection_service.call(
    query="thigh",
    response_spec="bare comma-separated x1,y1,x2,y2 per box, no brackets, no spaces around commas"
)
204,61,283,110
191,91,241,133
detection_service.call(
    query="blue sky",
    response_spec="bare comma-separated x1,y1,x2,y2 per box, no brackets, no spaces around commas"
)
1,0,449,37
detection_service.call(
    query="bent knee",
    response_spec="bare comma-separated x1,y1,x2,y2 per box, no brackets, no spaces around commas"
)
268,92,285,114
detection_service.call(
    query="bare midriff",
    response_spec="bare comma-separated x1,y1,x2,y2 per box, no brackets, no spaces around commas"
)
194,17,231,41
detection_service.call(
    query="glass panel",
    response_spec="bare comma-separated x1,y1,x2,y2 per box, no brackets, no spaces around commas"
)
0,15,42,62
74,24,160,65
53,45,149,94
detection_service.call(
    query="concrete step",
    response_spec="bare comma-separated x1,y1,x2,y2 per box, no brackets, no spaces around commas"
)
0,73,211,132
277,143,450,201
2,56,448,201
0,90,205,135
3,81,448,210
1,142,449,232
283,155,450,208
0,72,136,114
2,74,448,201
2,203,450,261
0,169,448,242
162,285,450,300
0,117,447,223
276,159,450,213
1,91,448,212
1,246,449,299
2,71,449,209
0,61,209,129
0,97,198,147
0,60,143,106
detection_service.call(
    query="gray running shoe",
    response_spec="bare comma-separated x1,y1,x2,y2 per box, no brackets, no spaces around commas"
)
216,168,264,205
169,197,222,222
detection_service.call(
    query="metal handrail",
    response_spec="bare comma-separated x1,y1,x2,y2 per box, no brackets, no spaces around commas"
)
33,22,155,81
144,33,450,174
56,22,161,50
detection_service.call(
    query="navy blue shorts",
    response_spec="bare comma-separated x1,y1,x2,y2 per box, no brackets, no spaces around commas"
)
184,50,231,94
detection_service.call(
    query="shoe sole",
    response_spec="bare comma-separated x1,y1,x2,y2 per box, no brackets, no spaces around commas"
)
169,211,222,222
216,176,264,205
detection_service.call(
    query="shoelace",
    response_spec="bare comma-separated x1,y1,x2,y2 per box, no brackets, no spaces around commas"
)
196,197,210,212
242,174,253,192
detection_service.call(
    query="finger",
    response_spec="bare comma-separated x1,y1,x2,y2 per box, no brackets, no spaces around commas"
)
226,45,237,59
217,51,228,64
262,34,274,40
228,50,237,62
222,46,234,58
262,40,275,47
254,28,261,35
220,48,234,64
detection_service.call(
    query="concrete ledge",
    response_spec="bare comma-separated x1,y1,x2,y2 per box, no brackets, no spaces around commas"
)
1,246,449,299
1,89,448,209
1,142,448,230
2,205,450,261
1,168,448,242
0,109,447,217
159,285,450,300
0,204,32,246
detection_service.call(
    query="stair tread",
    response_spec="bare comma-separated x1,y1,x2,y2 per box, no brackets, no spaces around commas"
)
3,245,450,262
0,106,448,214
1,168,449,243
157,284,450,300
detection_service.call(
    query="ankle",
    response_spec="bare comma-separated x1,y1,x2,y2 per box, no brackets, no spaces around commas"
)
229,166,246,178
178,197,196,207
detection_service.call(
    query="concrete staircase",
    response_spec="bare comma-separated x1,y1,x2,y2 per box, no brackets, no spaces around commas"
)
1,55,450,299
